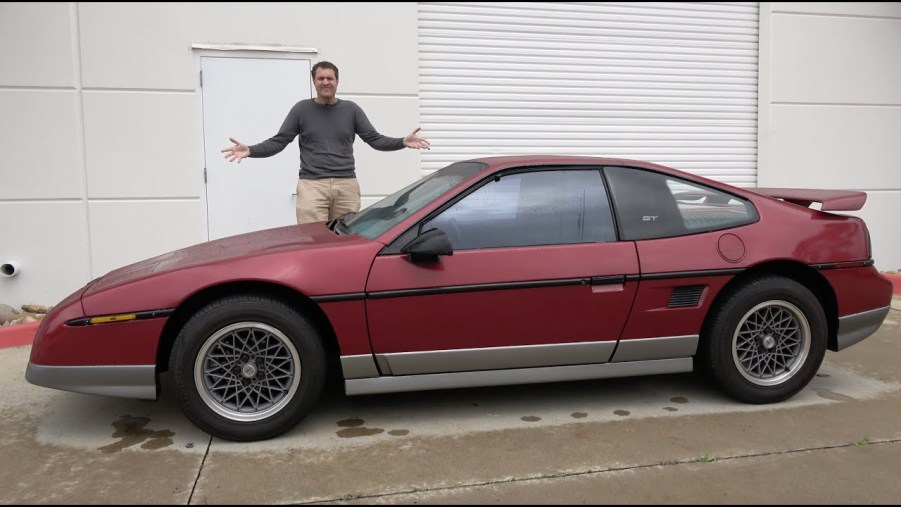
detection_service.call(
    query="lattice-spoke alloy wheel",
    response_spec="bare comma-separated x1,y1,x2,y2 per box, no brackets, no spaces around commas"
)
170,295,326,441
701,275,827,404
195,322,301,422
732,300,810,386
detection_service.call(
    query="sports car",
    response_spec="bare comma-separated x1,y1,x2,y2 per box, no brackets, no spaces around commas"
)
26,155,894,441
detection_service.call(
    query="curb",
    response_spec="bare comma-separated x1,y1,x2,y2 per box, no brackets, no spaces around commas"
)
885,273,901,295
0,321,40,350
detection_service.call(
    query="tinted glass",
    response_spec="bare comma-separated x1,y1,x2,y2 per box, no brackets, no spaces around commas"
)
341,161,486,239
605,166,757,240
423,169,615,250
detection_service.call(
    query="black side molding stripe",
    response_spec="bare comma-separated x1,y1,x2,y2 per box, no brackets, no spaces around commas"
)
811,259,874,270
67,309,174,327
310,293,367,303
368,278,587,300
639,268,744,280
315,269,753,302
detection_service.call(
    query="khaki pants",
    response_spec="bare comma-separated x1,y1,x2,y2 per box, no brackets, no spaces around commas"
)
295,177,361,224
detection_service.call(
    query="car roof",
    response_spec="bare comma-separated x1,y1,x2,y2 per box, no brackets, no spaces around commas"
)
469,155,681,175
466,155,742,195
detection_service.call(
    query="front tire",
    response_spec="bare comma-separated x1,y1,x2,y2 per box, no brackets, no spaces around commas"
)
169,295,326,441
700,276,827,404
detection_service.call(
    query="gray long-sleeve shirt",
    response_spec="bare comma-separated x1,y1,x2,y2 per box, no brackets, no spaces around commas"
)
248,98,405,179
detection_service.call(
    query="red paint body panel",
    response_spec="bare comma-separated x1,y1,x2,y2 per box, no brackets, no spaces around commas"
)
26,155,892,376
80,224,381,317
821,266,894,317
318,300,371,355
635,200,869,275
621,276,731,340
366,242,639,353
30,319,165,366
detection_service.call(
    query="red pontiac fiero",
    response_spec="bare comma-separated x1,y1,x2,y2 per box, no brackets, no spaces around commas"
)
26,156,893,441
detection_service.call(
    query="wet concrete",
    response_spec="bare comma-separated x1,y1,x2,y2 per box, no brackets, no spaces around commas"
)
1,302,899,504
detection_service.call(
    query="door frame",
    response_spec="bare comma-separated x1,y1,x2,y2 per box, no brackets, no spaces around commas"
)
191,44,319,240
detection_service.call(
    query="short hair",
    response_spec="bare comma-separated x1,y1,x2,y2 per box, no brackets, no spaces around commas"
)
311,61,339,80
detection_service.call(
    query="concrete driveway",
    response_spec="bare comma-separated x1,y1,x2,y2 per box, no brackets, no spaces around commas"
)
1,300,899,504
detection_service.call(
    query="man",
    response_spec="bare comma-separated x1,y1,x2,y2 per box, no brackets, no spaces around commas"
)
221,61,430,224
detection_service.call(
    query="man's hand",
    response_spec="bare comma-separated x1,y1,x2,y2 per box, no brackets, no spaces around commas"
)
221,137,251,163
403,127,431,150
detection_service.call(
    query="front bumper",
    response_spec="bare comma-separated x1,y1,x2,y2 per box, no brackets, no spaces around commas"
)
25,363,158,399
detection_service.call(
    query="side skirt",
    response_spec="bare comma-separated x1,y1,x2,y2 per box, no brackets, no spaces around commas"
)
345,358,692,396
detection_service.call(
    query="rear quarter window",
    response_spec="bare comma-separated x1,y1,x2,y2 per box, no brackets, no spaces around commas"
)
605,166,757,240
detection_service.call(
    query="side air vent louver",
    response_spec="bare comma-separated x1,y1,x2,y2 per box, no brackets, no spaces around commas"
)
668,285,706,308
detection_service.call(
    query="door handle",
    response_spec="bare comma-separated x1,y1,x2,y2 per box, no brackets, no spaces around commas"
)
589,275,625,293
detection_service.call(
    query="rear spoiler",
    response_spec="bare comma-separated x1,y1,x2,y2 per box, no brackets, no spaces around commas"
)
751,188,867,211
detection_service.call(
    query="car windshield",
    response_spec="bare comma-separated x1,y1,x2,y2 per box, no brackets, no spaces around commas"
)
339,161,487,239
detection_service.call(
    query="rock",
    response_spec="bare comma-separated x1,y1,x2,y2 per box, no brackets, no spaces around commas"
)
0,304,21,323
21,304,48,314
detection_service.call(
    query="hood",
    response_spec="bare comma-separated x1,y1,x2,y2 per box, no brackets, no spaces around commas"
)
86,223,365,294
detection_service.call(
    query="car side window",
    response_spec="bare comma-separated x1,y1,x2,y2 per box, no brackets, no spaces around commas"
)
423,169,616,250
605,166,757,240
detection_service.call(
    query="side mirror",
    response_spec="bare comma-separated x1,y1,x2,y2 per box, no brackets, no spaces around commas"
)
401,228,454,263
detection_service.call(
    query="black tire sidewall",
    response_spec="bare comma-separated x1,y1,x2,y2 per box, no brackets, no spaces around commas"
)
704,276,827,403
170,295,326,441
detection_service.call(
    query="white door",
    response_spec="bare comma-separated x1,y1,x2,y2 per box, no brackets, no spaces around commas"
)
200,56,312,240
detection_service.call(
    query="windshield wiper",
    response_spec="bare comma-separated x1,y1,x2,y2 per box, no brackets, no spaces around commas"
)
328,211,357,235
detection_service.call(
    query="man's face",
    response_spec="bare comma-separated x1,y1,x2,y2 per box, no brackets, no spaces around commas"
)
313,68,338,101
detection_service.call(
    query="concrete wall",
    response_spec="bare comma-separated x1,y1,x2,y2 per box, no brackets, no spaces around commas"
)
0,2,421,307
2,2,900,309
758,2,901,271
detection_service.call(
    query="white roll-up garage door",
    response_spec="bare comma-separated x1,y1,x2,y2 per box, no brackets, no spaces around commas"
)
417,2,759,186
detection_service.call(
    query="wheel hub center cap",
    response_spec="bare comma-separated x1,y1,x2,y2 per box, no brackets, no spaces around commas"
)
761,334,776,349
241,362,258,378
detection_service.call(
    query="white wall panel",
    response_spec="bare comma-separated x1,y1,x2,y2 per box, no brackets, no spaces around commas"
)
82,92,200,199
760,2,901,271
0,2,75,87
0,202,90,306
77,2,418,93
768,105,901,189
773,2,901,18
340,96,422,197
771,15,901,104
0,90,82,199
418,2,760,185
88,200,204,277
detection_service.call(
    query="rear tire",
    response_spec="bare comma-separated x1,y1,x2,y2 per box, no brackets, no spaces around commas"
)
700,275,827,403
169,295,326,441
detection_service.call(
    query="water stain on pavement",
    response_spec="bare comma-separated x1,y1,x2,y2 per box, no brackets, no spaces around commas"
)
97,416,174,453
388,429,409,436
521,416,541,422
335,417,384,438
670,396,689,404
613,410,630,417
814,388,856,402
663,407,679,412
336,418,365,428
570,412,588,419
337,427,384,438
